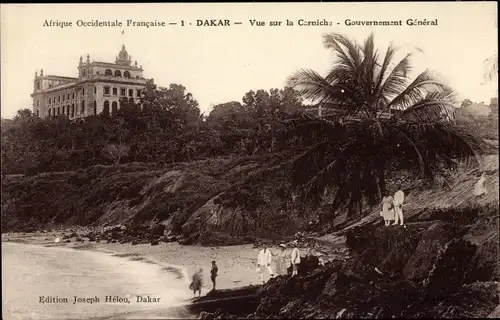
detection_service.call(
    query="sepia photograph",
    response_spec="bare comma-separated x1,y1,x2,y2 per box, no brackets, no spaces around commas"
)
1,2,498,319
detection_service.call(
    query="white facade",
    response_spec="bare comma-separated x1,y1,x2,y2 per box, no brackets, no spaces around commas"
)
31,45,152,119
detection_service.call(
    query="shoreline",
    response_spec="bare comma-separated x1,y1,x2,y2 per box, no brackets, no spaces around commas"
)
1,230,297,292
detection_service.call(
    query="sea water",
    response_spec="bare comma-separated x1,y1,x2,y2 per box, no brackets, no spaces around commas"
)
2,242,195,319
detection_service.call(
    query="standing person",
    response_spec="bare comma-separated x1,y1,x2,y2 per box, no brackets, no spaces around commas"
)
381,190,395,227
210,261,218,291
189,268,203,297
473,172,488,198
257,245,274,284
275,244,290,276
290,243,301,277
393,184,405,226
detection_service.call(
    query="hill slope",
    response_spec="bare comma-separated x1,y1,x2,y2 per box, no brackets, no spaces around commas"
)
2,153,498,246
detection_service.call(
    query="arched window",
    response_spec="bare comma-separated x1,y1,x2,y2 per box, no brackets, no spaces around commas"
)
82,69,86,77
57,107,61,115
81,100,85,114
93,101,97,115
103,100,110,116
66,105,70,115
111,101,118,115
114,70,122,77
71,104,75,117
124,71,131,78
105,69,112,76
48,109,52,116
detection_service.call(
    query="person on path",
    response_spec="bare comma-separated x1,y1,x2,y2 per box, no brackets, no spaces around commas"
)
189,268,203,297
393,185,405,226
275,244,290,276
290,243,301,277
380,190,395,226
210,261,218,291
473,172,487,198
257,245,274,284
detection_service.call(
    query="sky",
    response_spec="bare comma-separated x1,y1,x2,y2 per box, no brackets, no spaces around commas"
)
1,2,498,119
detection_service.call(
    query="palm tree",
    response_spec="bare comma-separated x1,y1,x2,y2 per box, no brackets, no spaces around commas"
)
284,33,484,219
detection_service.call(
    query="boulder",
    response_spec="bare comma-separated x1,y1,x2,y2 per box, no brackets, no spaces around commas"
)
425,281,499,318
403,221,456,284
306,262,342,302
198,311,214,320
299,255,320,276
279,299,304,318
150,224,166,237
463,216,499,283
166,235,177,242
424,238,477,298
343,225,420,280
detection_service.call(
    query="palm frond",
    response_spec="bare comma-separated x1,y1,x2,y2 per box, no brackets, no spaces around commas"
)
373,43,397,102
398,121,483,165
399,91,458,122
386,69,452,111
378,53,413,106
360,34,376,97
287,69,352,102
322,33,362,72
389,126,426,176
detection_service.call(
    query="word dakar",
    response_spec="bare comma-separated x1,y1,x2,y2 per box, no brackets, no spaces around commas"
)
39,295,161,304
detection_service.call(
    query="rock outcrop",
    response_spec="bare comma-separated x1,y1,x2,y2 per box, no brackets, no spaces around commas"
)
208,205,499,319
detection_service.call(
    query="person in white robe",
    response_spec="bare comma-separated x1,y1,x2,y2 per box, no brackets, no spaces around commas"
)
275,244,290,276
257,245,274,284
290,244,301,277
380,190,395,226
393,184,405,226
473,172,487,198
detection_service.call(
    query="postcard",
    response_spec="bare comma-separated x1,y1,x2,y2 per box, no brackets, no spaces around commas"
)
1,2,498,320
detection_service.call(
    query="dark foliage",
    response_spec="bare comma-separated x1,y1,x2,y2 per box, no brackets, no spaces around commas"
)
281,32,486,219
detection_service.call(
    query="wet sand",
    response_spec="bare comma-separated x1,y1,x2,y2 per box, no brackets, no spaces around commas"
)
2,231,291,292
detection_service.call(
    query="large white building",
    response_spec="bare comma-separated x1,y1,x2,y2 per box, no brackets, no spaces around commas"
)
31,45,152,119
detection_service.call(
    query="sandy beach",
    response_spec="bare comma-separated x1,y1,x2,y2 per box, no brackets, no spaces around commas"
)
2,230,301,292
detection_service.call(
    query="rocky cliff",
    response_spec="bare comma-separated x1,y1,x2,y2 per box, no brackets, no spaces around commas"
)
200,203,499,319
1,153,305,244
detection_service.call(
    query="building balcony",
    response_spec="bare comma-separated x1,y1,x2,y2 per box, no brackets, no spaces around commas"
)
90,74,151,85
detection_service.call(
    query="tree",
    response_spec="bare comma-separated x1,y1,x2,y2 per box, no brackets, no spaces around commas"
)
14,109,34,120
207,101,248,126
103,143,130,165
284,33,484,219
461,99,473,108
